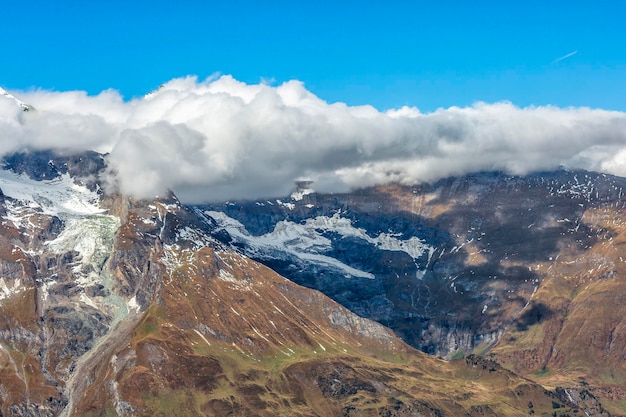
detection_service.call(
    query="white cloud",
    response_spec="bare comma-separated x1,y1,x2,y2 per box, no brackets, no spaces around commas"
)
2,75,626,202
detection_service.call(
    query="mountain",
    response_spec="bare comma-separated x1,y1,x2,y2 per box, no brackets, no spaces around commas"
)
199,170,626,415
0,88,619,416
0,87,33,111
0,150,590,416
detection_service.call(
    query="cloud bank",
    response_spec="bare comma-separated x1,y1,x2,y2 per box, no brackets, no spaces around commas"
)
2,75,626,203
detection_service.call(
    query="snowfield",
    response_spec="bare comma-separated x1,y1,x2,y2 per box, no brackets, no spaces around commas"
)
206,210,433,280
0,170,104,218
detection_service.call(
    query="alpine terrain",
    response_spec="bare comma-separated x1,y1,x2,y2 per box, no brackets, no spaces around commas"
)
0,89,624,416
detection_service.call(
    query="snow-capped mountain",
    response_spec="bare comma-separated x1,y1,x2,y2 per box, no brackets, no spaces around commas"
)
0,149,608,416
0,86,33,111
199,170,626,415
0,89,619,417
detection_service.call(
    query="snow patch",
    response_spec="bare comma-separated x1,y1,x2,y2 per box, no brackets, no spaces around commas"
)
127,295,141,313
291,187,314,201
305,211,432,260
219,269,238,283
0,278,26,302
79,293,98,310
207,211,374,279
177,226,215,248
206,210,433,280
276,200,295,210
40,279,57,302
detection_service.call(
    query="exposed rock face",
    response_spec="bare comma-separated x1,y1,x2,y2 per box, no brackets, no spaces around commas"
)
0,151,127,416
199,172,610,354
0,153,620,416
200,170,626,413
66,197,572,417
3,150,106,189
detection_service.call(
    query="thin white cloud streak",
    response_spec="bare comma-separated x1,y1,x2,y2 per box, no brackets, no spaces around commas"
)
2,75,626,202
553,50,578,63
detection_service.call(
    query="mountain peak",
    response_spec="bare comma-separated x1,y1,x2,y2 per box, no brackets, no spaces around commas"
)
0,86,34,111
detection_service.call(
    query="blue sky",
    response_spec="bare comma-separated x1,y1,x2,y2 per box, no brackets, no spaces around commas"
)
2,1,626,111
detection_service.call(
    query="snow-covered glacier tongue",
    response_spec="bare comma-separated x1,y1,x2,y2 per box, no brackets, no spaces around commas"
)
0,168,122,310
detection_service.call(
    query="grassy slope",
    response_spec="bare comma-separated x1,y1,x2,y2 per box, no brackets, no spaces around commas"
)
377,181,626,414
491,207,626,414
75,241,572,416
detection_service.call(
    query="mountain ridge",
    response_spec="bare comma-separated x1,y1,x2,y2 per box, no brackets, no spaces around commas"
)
199,168,626,415
0,149,593,416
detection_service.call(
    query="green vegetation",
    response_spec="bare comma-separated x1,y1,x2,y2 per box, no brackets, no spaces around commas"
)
143,389,207,417
134,305,166,339
472,342,493,357
81,406,118,417
449,350,465,360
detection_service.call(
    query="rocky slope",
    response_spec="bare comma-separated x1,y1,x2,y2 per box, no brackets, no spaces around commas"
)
0,151,583,416
200,170,626,414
